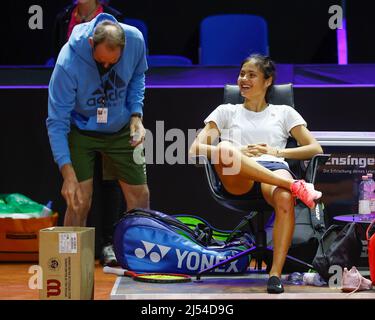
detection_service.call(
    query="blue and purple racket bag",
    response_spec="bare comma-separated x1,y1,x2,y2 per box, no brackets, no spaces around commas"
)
113,208,253,275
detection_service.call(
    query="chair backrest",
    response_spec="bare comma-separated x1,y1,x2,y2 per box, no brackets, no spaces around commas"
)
147,55,193,67
124,18,149,49
200,14,269,66
223,84,295,107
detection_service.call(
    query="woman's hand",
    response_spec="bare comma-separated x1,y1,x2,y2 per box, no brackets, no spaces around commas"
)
239,145,257,157
240,143,280,157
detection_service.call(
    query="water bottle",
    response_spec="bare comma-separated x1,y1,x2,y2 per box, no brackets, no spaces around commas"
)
367,173,375,213
40,201,53,217
287,272,304,285
303,272,326,286
358,175,371,214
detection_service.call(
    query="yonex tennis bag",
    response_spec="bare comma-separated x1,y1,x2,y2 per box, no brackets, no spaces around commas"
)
113,208,254,275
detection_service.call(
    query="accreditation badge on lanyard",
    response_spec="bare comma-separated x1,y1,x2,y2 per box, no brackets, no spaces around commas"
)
97,107,108,123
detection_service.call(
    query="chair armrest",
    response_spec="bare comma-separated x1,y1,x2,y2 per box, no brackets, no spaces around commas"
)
190,155,222,194
189,154,208,167
304,153,331,184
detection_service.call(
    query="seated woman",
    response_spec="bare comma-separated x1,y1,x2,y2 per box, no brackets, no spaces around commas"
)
189,54,323,294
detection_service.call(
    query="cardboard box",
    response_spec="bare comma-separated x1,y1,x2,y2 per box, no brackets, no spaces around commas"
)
39,227,95,300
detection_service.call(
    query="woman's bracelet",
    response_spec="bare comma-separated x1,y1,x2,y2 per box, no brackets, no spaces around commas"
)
272,148,281,157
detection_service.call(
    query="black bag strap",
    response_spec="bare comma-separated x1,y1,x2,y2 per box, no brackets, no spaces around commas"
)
225,212,256,244
309,203,326,236
193,223,215,246
318,224,344,255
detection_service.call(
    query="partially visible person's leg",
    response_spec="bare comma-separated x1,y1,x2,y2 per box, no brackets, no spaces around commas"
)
65,127,97,226
118,181,150,210
89,152,126,266
100,124,149,265
214,162,255,195
103,124,149,210
214,141,293,190
261,170,295,277
99,177,125,267
99,180,148,267
100,153,126,246
96,140,128,266
63,178,94,226
261,169,295,293
101,180,126,238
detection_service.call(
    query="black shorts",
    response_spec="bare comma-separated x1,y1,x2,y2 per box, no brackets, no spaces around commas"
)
221,160,296,198
257,161,296,177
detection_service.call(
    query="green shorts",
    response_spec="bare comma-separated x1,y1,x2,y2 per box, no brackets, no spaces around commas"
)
68,125,147,185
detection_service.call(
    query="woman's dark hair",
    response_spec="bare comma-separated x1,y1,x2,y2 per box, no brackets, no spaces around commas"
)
241,54,276,101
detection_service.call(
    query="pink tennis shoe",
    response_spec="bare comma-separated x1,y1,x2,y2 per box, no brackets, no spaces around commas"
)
342,266,373,293
290,180,322,209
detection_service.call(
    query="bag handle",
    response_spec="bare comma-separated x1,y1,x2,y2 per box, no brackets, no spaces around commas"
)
318,235,329,265
129,209,195,234
125,209,214,246
6,233,37,240
125,209,253,247
309,203,326,236
318,224,347,264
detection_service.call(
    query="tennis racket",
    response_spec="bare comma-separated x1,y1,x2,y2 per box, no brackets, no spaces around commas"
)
103,266,192,283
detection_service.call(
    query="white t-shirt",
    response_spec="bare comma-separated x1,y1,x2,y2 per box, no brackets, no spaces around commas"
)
204,103,307,166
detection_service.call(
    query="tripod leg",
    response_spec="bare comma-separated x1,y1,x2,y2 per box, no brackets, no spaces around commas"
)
285,254,313,271
196,246,256,281
253,247,273,272
255,251,263,271
266,252,313,273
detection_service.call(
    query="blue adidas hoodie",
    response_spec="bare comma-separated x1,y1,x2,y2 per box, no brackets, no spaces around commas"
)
47,13,148,169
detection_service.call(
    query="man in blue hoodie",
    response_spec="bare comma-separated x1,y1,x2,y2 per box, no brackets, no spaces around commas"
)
47,13,149,264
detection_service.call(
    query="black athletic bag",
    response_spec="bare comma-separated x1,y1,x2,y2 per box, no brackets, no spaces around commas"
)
312,222,363,281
